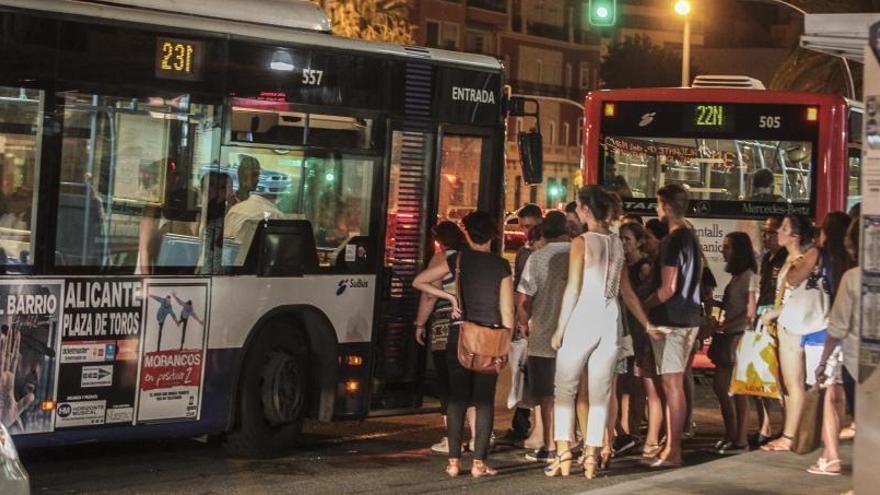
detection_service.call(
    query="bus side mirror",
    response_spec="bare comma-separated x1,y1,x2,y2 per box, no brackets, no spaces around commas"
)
518,130,543,185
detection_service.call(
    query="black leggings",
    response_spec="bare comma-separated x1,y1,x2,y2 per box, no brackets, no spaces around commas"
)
432,350,450,415
446,332,498,461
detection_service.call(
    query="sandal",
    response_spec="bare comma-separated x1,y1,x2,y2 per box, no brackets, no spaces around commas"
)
544,450,573,478
583,453,598,479
807,458,841,476
760,434,793,452
642,443,663,459
648,457,682,469
599,449,612,472
446,459,461,478
471,459,497,478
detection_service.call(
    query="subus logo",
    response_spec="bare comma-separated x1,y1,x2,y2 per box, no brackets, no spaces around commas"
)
336,278,369,296
638,112,657,127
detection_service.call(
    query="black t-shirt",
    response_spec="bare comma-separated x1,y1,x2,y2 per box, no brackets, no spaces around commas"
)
651,227,703,327
758,247,788,307
447,250,512,327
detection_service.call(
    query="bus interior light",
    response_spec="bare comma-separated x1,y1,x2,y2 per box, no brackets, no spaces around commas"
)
604,103,616,117
346,355,364,366
345,380,361,394
806,107,819,122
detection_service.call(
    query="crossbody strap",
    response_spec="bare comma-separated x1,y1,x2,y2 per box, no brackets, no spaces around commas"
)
455,252,465,321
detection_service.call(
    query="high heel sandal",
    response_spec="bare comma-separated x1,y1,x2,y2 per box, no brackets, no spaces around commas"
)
599,450,612,472
544,450,573,477
446,459,461,478
583,454,598,479
471,459,497,478
642,443,663,459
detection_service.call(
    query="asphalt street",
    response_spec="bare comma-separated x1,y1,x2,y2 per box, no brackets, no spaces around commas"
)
21,378,794,495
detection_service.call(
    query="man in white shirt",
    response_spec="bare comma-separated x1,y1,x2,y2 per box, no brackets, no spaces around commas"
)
224,156,281,241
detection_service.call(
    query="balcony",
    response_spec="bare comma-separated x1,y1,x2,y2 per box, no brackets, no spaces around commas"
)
510,18,601,45
508,79,584,102
467,0,506,13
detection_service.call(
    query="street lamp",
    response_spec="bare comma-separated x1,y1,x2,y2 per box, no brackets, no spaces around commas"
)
674,0,691,87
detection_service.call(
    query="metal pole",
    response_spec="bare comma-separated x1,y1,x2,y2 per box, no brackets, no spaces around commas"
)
510,93,584,111
682,16,691,87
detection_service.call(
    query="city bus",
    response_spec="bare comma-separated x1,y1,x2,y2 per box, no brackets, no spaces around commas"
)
583,83,862,295
0,0,515,456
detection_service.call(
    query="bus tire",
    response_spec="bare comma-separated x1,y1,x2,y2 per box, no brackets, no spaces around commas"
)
223,324,308,458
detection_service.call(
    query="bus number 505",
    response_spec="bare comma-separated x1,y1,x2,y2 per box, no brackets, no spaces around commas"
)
759,116,781,129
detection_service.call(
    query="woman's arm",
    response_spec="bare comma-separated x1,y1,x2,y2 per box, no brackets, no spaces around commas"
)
499,276,515,330
414,252,446,334
786,247,820,287
551,237,585,349
515,292,532,336
413,255,459,317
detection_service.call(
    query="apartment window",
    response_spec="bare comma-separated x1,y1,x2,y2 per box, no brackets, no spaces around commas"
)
579,62,591,89
536,59,544,84
426,20,440,47
565,63,573,88
561,178,569,201
441,22,460,50
576,119,583,146
530,185,537,203
563,122,570,146
548,120,557,146
516,117,524,134
546,177,557,208
465,29,494,55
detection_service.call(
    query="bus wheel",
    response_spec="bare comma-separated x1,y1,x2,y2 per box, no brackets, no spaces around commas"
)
223,327,308,458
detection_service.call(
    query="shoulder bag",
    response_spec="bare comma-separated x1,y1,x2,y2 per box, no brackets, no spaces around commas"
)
455,253,513,374
778,258,831,336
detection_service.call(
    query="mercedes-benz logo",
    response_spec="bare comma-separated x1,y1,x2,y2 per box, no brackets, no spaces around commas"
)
697,202,711,215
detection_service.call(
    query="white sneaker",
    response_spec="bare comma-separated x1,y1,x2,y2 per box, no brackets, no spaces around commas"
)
431,437,449,454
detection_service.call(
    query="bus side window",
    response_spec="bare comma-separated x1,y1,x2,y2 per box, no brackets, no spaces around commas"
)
0,87,43,272
53,92,221,274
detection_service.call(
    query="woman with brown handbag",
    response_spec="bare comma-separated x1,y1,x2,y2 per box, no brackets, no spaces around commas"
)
413,211,514,479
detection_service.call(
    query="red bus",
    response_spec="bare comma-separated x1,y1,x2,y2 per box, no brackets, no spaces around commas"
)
583,86,862,296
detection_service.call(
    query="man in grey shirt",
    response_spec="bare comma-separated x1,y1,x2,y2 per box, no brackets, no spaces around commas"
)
516,211,570,463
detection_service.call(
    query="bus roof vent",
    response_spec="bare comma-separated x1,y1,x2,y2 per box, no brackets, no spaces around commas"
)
691,75,765,90
88,0,333,32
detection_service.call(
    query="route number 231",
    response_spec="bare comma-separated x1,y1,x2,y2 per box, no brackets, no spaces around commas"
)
302,69,324,86
759,116,781,129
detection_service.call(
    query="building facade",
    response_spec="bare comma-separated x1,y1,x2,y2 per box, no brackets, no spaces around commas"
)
410,0,601,214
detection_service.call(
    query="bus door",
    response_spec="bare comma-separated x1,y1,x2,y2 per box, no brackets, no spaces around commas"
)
372,125,494,413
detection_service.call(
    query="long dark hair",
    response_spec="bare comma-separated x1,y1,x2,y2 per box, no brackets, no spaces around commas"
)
725,232,757,276
577,185,615,223
822,211,854,294
432,221,468,252
784,213,815,248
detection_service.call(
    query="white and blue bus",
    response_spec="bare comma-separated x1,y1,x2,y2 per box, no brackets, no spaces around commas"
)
0,0,516,456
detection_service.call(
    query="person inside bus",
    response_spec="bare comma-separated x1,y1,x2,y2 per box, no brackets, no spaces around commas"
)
603,156,633,198
749,169,784,202
413,211,514,478
224,155,282,243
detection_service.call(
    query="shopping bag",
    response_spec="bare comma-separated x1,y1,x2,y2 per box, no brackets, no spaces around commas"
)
506,337,528,409
729,324,781,399
793,384,824,454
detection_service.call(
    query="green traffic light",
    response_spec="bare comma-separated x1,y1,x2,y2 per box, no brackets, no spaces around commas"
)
588,0,616,26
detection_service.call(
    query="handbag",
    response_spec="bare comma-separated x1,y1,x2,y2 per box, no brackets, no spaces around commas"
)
454,253,513,374
792,384,824,454
778,261,831,336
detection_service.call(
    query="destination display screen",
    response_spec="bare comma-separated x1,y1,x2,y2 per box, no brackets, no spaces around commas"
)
601,101,819,140
155,37,205,81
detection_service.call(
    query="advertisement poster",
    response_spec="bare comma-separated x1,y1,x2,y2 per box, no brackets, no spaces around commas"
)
56,279,143,428
688,217,762,299
137,280,208,423
0,281,63,434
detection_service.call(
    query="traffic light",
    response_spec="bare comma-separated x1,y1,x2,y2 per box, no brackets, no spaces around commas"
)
588,0,616,26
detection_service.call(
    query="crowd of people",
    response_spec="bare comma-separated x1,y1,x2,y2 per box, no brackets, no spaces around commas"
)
412,183,861,480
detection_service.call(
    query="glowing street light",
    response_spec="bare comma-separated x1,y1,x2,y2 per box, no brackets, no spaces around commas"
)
674,0,692,86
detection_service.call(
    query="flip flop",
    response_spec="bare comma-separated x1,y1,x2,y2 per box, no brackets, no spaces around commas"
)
648,458,682,469
760,436,792,452
807,458,841,476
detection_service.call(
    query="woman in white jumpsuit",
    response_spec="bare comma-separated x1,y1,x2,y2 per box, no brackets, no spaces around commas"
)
545,186,654,479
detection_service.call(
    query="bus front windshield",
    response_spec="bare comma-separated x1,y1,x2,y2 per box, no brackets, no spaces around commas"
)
601,135,814,204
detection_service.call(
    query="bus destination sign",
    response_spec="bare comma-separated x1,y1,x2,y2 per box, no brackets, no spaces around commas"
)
155,37,205,81
602,101,819,140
